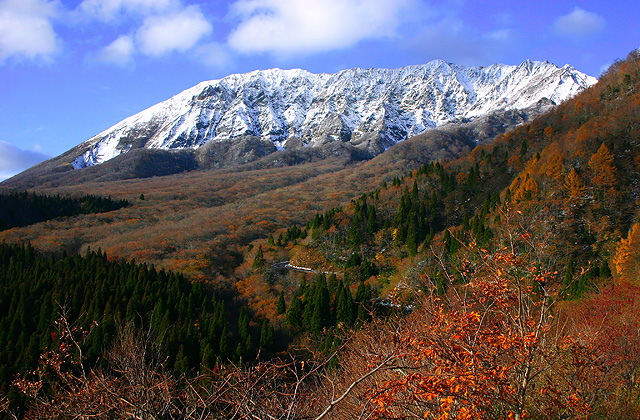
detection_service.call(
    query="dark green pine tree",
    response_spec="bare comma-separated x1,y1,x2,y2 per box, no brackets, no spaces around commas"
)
174,345,190,376
411,180,419,202
238,309,251,344
259,320,274,355
310,277,331,332
243,332,254,361
252,246,266,269
286,296,304,328
348,204,363,248
355,281,372,321
599,258,611,278
335,281,355,325
276,291,286,314
234,342,245,363
301,275,332,333
360,259,377,280
200,342,214,369
218,325,229,358
366,205,379,236
406,212,419,256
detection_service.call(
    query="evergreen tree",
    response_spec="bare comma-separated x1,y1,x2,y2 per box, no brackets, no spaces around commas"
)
218,325,229,358
259,320,274,355
335,281,355,325
355,281,372,321
366,205,379,236
286,296,303,328
174,345,190,376
310,278,331,332
276,292,286,314
252,246,266,269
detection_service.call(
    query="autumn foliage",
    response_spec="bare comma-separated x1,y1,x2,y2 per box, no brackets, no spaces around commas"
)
361,250,602,420
4,49,640,419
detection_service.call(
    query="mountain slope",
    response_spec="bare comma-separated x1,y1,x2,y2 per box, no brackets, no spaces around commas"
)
2,51,640,420
277,49,640,299
69,60,594,169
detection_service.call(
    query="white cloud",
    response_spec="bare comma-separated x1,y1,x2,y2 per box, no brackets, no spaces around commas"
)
83,2,215,64
136,5,212,56
98,34,135,66
0,141,50,181
227,0,416,56
0,0,59,63
554,7,605,40
78,0,178,21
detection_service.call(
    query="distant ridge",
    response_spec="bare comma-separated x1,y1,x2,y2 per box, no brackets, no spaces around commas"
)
68,59,596,169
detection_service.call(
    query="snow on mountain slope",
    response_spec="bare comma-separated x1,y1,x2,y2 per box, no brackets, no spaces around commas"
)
71,60,596,169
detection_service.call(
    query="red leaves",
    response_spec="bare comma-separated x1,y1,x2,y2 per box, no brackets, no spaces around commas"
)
361,250,601,420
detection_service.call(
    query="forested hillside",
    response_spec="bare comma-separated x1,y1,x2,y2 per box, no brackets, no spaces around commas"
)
271,48,640,302
2,50,640,418
224,49,640,418
0,192,128,231
0,243,277,413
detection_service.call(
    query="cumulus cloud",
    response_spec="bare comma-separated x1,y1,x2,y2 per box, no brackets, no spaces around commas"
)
0,141,50,181
0,0,60,63
98,34,135,66
136,5,212,56
78,0,178,21
227,0,416,56
554,7,605,40
79,1,215,64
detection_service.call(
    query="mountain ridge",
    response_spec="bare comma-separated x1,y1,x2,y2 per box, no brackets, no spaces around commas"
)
69,59,596,169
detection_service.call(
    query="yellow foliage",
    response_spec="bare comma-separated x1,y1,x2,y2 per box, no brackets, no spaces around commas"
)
564,169,584,198
512,174,538,202
544,151,565,181
612,223,640,284
588,143,617,187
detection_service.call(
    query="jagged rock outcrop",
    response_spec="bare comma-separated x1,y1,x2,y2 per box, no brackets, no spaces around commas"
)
70,59,596,169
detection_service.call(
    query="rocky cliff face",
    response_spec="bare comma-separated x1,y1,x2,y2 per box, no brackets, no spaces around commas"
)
71,60,596,169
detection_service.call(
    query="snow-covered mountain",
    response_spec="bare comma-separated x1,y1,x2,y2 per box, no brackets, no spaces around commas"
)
71,59,596,169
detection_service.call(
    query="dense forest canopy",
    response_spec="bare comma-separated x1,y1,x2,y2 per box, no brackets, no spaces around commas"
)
0,191,128,231
0,242,278,411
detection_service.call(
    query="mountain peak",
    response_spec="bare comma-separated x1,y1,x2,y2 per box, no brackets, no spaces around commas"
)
69,60,596,169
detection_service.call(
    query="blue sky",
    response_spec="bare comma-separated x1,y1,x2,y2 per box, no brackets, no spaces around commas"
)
0,0,638,181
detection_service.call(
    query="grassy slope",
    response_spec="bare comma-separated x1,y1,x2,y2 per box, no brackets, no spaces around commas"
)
0,126,476,282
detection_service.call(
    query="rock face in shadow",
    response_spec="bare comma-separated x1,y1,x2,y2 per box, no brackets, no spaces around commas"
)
195,136,278,169
0,106,540,190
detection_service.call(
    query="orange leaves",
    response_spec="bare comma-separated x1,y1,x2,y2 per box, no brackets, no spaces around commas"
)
359,245,604,420
612,223,640,284
543,126,554,139
542,149,565,181
511,173,539,202
564,169,584,199
588,143,618,188
439,395,455,412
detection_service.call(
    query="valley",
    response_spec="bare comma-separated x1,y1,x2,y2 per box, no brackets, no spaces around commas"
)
2,50,640,418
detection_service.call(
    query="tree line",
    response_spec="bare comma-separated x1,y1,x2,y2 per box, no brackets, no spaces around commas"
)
0,191,129,231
